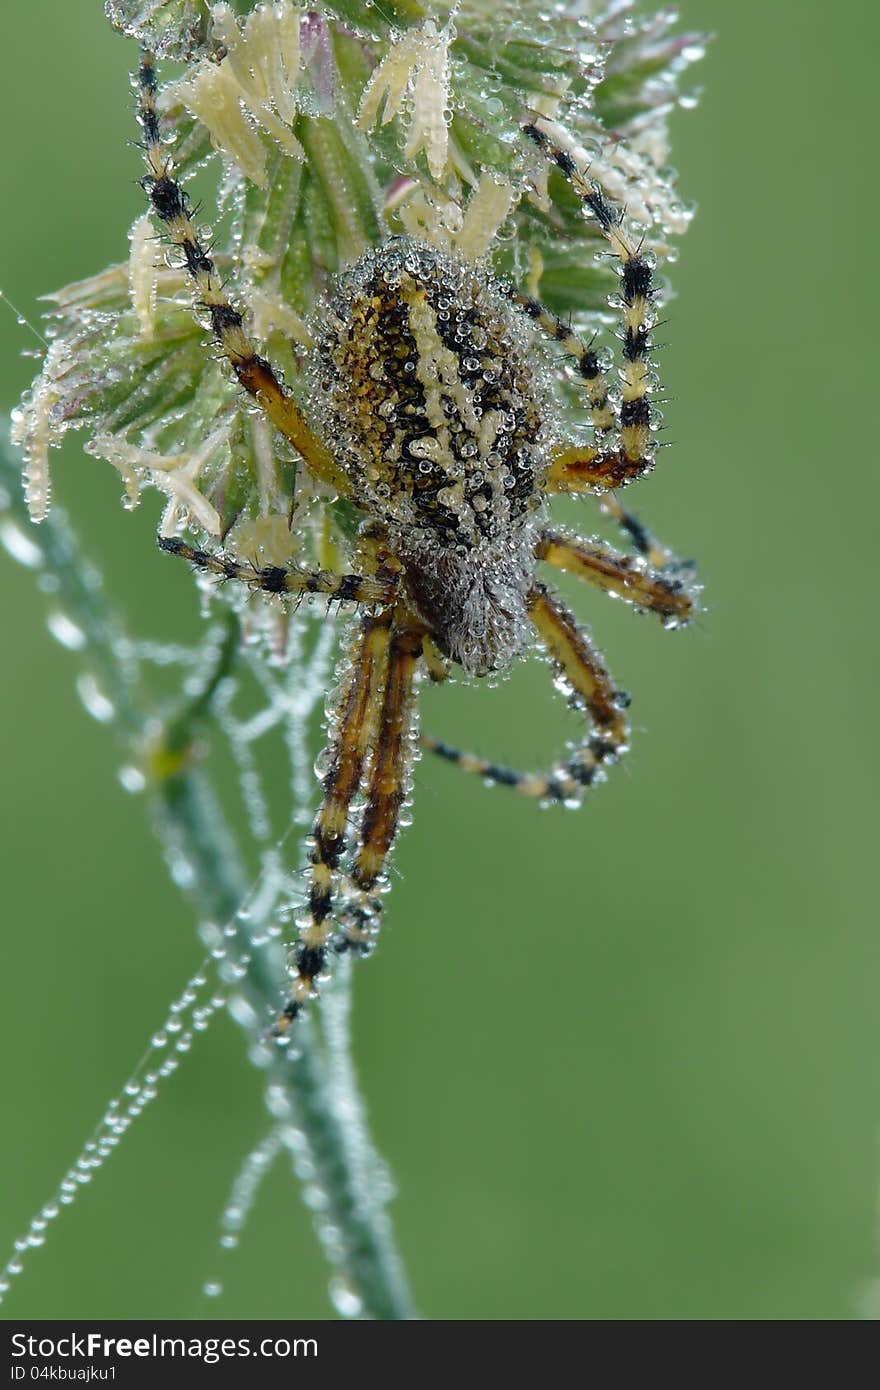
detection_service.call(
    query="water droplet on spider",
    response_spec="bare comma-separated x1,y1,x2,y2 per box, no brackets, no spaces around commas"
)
313,745,333,779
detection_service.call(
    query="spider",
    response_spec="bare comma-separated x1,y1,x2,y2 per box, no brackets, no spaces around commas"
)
137,50,699,1033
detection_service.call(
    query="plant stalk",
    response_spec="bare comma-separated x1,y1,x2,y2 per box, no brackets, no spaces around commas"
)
0,429,415,1319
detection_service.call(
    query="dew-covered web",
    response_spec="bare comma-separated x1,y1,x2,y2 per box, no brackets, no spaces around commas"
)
200,947,397,1312
0,511,352,1305
0,960,225,1304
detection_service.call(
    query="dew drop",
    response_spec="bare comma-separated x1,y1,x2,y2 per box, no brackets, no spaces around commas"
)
329,1276,363,1319
76,673,116,724
0,520,42,569
46,611,86,651
118,764,146,794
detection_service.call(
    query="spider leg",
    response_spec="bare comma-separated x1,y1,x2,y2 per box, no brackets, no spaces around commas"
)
524,117,660,490
512,292,616,438
595,492,702,609
136,52,348,497
336,624,424,952
275,610,394,1033
158,536,399,606
421,583,628,804
546,443,647,493
422,635,451,683
598,493,677,571
536,527,699,628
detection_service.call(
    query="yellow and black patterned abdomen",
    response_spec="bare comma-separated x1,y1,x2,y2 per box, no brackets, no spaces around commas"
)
312,240,548,553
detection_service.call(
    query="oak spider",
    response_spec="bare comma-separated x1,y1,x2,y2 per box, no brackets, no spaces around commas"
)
137,49,699,1033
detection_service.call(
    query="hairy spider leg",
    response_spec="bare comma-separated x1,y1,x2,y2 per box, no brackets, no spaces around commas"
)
136,51,349,496
276,610,394,1032
535,529,698,627
598,493,698,587
592,493,703,620
511,290,616,438
523,118,660,492
421,634,452,683
598,494,702,615
337,625,424,952
157,535,400,605
422,584,628,804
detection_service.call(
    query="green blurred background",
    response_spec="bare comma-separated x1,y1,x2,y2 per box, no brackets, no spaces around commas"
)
0,0,876,1321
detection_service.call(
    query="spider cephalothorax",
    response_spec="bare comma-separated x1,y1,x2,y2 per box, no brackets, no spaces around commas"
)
132,49,700,1032
312,239,548,674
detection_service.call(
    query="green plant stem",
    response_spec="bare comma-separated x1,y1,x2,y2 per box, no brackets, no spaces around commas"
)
0,429,415,1320
156,768,415,1319
0,471,143,740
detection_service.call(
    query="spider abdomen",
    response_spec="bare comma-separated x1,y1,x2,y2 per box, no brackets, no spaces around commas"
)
312,239,549,555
